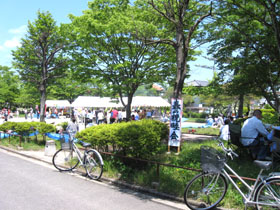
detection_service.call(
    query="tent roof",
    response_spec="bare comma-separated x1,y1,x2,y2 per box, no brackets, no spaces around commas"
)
46,100,71,108
71,96,122,108
71,96,170,108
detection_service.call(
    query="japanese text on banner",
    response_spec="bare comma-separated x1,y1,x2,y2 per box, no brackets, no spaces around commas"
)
168,98,183,147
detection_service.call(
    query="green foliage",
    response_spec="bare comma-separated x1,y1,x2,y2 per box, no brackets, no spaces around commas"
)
0,121,55,136
0,121,17,131
183,112,208,119
76,119,168,159
68,0,175,118
14,122,34,136
12,11,69,121
0,65,20,107
36,122,56,134
207,0,280,113
57,121,68,131
261,108,279,125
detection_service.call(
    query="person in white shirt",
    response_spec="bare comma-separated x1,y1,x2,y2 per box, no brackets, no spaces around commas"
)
241,109,270,160
219,119,230,141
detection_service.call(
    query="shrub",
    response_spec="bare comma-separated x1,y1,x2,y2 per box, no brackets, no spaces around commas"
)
261,108,279,125
14,122,35,136
76,119,169,160
183,111,207,119
0,121,56,136
0,121,17,131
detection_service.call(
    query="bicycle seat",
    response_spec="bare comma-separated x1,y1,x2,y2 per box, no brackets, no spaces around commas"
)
81,142,91,148
254,160,272,170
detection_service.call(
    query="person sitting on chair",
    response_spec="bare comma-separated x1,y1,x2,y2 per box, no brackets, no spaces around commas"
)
241,109,271,160
219,119,230,141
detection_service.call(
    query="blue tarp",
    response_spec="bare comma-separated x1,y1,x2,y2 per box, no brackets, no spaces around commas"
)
0,133,10,138
0,131,39,138
46,133,78,142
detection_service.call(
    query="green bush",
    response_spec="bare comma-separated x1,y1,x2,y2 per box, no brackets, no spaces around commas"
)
0,121,56,136
183,111,208,119
0,121,17,131
76,119,169,159
261,108,279,125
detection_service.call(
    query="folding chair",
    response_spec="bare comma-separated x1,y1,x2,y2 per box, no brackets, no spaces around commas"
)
228,124,251,157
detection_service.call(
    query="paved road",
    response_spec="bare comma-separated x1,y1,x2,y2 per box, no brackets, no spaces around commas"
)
0,150,185,210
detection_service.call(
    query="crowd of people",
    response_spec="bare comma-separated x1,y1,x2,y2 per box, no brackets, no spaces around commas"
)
70,107,163,127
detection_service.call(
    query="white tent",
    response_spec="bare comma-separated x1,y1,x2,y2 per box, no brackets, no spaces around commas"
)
71,96,122,108
71,96,170,108
45,100,71,108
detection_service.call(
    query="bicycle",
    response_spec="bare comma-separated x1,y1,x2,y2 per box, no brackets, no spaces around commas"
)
52,132,104,180
184,138,280,210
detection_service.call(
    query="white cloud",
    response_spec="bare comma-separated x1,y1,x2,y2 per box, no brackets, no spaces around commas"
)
4,37,21,48
0,25,26,51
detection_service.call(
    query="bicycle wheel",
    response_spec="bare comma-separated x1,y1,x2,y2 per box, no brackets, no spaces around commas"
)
52,149,79,171
184,172,228,210
84,149,103,180
254,177,280,210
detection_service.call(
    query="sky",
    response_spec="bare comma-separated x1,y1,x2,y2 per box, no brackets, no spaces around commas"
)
0,0,214,82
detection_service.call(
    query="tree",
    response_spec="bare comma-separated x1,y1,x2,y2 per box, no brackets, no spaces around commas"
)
47,71,108,103
12,11,69,121
134,0,213,99
68,0,175,119
0,65,20,108
207,0,280,113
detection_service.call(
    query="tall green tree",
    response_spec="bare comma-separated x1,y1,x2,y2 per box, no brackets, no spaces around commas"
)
12,11,69,121
0,65,20,108
134,0,213,99
207,0,280,113
68,0,175,119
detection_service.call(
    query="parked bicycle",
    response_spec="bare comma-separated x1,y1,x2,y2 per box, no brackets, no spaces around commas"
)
184,138,280,210
52,132,104,180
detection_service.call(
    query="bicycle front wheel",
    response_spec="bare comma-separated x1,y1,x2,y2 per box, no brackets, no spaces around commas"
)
84,149,103,180
184,172,228,210
254,177,280,210
52,149,79,171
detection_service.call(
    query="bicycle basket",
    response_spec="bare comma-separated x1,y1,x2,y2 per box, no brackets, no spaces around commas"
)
200,146,226,173
60,133,72,150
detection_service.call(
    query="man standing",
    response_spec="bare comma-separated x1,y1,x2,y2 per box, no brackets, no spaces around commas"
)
241,109,271,160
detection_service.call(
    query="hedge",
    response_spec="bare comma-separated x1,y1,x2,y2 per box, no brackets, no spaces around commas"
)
0,121,56,137
76,119,169,159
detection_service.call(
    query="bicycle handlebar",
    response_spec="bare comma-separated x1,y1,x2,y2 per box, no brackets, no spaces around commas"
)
216,138,239,159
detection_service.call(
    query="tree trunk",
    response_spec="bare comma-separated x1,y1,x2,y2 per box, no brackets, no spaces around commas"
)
173,31,188,99
125,94,133,120
237,93,244,118
39,83,46,122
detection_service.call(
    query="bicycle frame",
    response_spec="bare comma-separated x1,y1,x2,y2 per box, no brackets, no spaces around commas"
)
221,161,280,207
71,142,85,166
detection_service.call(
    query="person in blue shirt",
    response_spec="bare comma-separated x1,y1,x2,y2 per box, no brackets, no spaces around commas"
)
241,109,271,160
